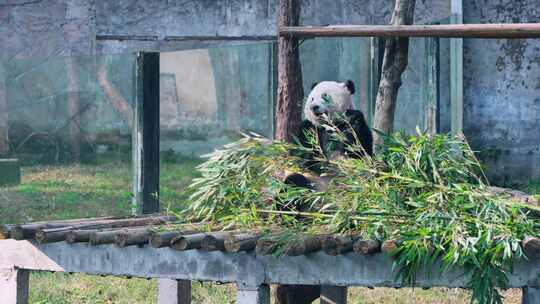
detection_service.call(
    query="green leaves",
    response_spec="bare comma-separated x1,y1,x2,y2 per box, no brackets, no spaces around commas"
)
183,129,535,304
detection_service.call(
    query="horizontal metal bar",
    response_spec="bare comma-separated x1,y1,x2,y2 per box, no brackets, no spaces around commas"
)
279,23,540,38
163,35,276,41
96,35,159,41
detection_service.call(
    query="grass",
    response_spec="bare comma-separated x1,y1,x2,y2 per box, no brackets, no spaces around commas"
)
0,156,532,303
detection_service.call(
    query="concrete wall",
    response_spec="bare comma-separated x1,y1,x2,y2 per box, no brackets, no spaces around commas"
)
1,0,539,182
463,0,540,183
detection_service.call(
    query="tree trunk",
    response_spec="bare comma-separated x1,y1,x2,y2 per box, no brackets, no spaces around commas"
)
275,0,304,142
372,0,416,150
96,58,134,130
0,61,8,155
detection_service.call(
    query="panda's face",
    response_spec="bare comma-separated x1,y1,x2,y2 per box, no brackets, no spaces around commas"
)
304,80,355,125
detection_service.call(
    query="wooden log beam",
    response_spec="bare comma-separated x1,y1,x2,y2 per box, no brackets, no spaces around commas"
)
2,216,120,240
255,238,279,256
171,233,206,251
28,215,175,242
284,235,322,256
115,229,153,247
381,239,402,254
224,233,260,252
353,239,381,255
201,232,233,252
321,235,356,256
279,23,540,39
150,232,183,248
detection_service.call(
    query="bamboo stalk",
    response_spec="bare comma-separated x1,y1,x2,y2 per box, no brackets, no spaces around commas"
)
279,23,540,39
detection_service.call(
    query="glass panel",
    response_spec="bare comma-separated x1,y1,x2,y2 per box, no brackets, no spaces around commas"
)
299,37,371,111
159,43,276,208
0,53,136,223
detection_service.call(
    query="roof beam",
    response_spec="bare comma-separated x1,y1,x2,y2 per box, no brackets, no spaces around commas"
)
279,23,540,39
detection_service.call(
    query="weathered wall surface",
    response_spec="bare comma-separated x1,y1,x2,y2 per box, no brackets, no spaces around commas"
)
463,0,540,183
1,0,539,182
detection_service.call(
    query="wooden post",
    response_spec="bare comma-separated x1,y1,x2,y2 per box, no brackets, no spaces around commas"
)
133,52,160,214
275,0,304,141
0,269,29,304
372,0,416,150
523,287,540,304
237,284,270,304
320,286,347,304
450,0,463,135
158,279,191,304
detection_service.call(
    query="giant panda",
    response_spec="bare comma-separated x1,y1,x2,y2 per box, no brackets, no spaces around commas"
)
282,80,373,205
295,80,373,173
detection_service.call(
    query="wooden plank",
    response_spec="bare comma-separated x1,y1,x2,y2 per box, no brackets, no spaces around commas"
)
279,23,540,39
320,286,347,304
158,279,191,304
133,52,160,214
0,269,29,304
237,284,270,304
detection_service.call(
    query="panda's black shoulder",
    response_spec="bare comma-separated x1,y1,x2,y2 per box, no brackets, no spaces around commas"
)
344,109,373,156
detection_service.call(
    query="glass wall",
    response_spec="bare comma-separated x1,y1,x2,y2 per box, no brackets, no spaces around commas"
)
0,53,136,223
0,38,454,223
158,43,277,209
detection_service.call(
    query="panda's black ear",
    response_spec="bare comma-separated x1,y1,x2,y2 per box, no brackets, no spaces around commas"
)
345,80,355,95
311,82,319,90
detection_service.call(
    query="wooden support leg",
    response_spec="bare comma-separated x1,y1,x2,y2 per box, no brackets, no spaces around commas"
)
0,269,29,304
320,286,347,304
237,284,270,304
158,279,191,304
522,287,540,304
